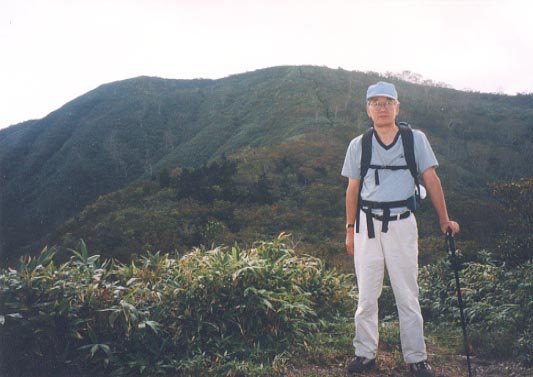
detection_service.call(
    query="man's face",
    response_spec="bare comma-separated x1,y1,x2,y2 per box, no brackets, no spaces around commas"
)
366,96,400,128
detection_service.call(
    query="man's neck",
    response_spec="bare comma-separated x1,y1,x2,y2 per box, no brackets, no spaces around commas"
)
373,123,398,145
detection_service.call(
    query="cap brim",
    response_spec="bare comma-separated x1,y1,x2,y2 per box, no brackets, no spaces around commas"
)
367,93,397,100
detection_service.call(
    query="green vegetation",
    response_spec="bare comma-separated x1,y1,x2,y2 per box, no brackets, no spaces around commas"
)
0,235,354,376
0,66,531,374
1,233,531,376
1,66,532,264
52,138,346,263
421,253,532,366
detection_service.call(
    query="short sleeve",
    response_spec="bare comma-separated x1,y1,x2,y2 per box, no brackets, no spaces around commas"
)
341,136,362,179
413,130,439,174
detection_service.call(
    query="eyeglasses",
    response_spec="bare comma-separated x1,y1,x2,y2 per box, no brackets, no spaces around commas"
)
367,100,398,109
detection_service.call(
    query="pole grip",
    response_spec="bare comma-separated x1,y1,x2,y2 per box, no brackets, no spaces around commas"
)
447,227,456,255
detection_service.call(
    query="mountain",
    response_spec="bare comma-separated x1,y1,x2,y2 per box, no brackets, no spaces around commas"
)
1,66,532,264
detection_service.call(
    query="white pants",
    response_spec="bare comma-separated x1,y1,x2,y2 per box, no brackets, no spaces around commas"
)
353,211,427,364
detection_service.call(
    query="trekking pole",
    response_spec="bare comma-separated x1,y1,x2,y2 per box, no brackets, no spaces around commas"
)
446,228,473,377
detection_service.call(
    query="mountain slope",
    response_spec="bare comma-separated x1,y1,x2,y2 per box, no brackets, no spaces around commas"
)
1,66,532,263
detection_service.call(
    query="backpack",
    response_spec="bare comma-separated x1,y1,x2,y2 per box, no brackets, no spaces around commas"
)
355,122,421,238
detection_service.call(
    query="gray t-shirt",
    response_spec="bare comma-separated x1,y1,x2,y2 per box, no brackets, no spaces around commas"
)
341,128,438,214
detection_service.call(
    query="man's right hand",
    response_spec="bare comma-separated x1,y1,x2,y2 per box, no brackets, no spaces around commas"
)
345,178,359,257
345,229,354,256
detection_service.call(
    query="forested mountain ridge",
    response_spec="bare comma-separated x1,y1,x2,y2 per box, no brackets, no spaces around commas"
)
1,65,532,264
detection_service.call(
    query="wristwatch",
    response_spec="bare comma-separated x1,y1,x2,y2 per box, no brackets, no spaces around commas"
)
346,223,355,230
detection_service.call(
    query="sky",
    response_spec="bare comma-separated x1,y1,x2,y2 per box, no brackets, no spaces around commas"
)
1,0,533,130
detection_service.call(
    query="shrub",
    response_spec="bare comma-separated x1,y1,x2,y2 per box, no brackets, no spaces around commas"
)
419,250,533,365
0,235,354,376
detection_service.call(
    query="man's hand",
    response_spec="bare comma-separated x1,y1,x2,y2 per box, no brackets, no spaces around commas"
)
345,178,359,257
345,228,354,256
440,220,460,236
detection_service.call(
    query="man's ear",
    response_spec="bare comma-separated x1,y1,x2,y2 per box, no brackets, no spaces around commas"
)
366,105,372,118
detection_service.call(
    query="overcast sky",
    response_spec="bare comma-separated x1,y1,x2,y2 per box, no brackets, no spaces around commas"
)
1,0,532,130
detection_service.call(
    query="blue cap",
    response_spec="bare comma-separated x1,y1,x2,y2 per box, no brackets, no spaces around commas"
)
366,81,398,101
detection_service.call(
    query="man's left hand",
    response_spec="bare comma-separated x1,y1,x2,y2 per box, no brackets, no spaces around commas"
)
440,220,460,236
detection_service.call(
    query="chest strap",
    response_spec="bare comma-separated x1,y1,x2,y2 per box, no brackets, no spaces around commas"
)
369,164,409,185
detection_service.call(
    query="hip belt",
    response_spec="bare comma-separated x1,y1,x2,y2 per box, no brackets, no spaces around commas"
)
365,210,411,222
361,208,411,238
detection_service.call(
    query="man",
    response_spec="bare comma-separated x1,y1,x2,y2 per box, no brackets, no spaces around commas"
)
341,81,460,376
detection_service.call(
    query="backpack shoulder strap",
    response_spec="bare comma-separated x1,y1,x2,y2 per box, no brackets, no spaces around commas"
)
360,127,374,180
356,127,374,235
397,122,417,180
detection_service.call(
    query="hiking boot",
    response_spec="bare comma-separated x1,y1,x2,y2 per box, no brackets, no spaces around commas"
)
409,360,434,377
347,356,376,373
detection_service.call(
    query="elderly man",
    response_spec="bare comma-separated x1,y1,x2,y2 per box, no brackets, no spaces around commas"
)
341,81,459,376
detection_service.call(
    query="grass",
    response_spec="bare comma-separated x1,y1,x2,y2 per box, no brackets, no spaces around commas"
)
286,318,484,377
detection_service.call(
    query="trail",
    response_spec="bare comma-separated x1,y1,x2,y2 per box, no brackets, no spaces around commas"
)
287,343,532,376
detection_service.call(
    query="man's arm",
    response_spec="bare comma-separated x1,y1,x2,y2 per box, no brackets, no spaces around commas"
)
345,178,360,255
422,167,460,235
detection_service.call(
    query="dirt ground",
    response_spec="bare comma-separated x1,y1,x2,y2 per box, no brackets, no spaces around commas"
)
286,343,532,377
